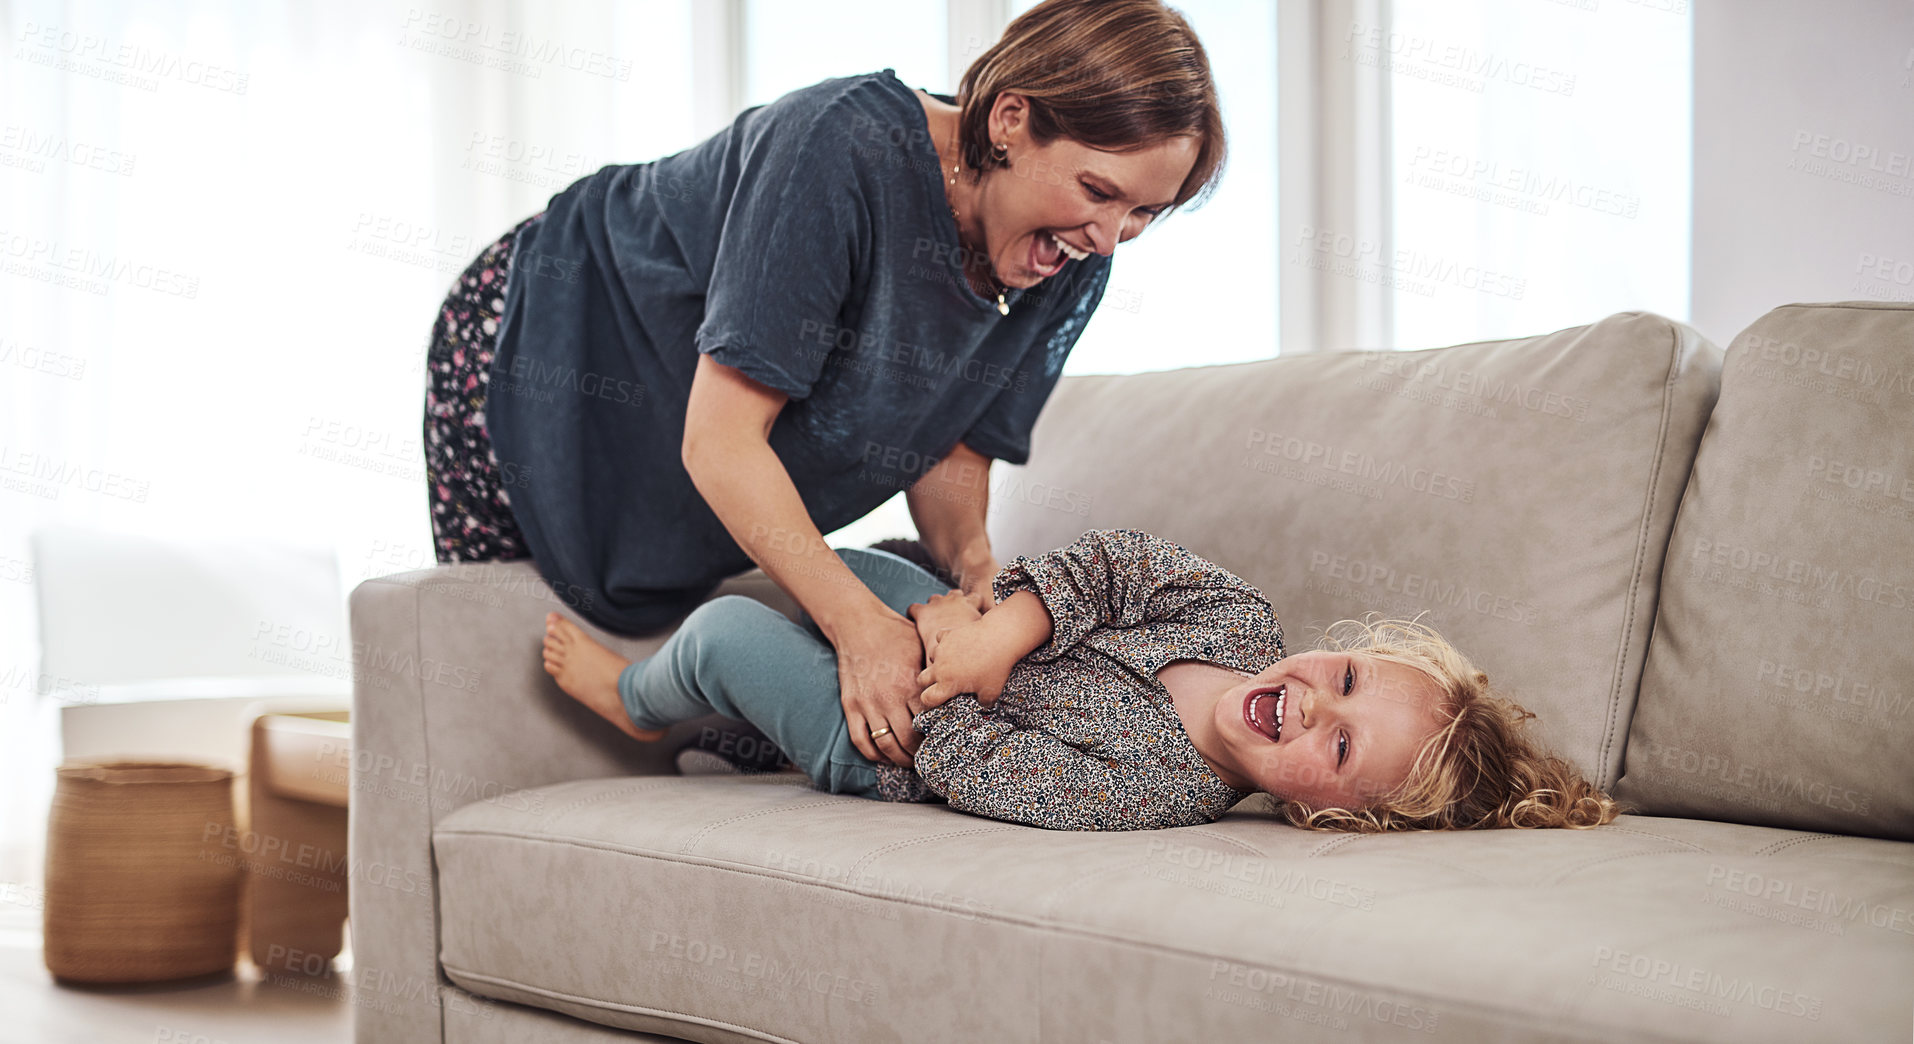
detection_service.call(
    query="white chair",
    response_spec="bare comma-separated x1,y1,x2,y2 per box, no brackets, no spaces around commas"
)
31,524,352,769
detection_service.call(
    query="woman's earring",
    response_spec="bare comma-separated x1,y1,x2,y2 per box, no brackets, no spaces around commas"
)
992,140,1008,164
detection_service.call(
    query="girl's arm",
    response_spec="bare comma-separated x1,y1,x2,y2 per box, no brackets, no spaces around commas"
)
914,589,1052,707
913,702,1221,830
990,528,1283,665
917,527,1282,706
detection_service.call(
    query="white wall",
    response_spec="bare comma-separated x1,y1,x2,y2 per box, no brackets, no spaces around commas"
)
1691,0,1914,346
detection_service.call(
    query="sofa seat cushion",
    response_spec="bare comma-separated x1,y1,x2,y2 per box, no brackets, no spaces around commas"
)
433,776,1914,1044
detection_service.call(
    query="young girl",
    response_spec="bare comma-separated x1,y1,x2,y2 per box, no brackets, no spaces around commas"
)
541,528,1620,832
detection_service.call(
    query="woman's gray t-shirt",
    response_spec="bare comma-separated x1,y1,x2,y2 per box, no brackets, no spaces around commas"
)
489,69,1112,634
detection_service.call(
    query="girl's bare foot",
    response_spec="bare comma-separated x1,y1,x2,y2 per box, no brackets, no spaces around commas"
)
542,612,666,742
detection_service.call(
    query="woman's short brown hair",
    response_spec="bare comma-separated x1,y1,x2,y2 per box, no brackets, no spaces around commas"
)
956,0,1227,213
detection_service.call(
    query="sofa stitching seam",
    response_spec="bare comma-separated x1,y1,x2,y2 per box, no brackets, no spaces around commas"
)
437,829,1027,921
1308,834,1364,857
677,800,851,853
1602,825,1707,851
441,964,798,1044
846,827,1021,877
1604,318,1684,793
385,574,455,1044
1035,858,1161,921
520,779,687,826
1753,833,1844,855
1181,828,1267,857
1542,846,1691,885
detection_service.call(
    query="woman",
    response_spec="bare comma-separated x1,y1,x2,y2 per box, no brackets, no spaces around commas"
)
423,0,1227,771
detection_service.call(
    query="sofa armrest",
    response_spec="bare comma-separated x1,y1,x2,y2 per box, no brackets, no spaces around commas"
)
347,559,800,1043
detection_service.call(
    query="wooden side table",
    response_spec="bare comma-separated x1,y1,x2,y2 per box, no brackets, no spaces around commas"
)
245,710,350,974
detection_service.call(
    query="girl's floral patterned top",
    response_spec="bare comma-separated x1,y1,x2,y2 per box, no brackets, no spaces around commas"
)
889,528,1286,830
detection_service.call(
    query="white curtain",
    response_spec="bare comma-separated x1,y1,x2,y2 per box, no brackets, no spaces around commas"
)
0,0,703,890
1384,0,1692,349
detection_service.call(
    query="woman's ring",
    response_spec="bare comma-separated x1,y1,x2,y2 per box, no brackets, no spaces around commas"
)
869,727,893,739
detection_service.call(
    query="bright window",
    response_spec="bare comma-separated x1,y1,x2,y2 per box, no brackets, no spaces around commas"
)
743,0,948,104
1381,0,1692,348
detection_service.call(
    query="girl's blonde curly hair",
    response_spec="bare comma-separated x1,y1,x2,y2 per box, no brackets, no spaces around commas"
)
1278,617,1629,833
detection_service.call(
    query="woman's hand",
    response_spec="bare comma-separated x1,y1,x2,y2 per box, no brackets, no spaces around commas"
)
915,616,1017,709
832,606,927,767
906,589,982,662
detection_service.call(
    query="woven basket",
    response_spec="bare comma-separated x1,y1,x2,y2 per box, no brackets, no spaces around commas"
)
43,761,242,983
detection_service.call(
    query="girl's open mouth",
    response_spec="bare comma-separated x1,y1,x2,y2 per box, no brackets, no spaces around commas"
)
1244,684,1286,742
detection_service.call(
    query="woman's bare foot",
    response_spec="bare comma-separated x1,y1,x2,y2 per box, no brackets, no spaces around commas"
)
542,612,666,742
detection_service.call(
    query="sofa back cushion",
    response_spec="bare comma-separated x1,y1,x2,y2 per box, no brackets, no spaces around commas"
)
988,312,1721,790
1614,302,1914,841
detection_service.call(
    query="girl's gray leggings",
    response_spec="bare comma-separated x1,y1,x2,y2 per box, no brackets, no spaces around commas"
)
617,547,950,796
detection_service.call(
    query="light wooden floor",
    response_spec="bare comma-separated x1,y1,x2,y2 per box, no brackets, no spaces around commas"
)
0,921,349,1044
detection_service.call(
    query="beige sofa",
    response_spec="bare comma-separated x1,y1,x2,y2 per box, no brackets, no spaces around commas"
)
349,303,1914,1043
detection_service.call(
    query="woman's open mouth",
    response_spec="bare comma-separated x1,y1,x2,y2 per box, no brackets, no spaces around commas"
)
1243,685,1286,743
1027,230,1089,279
